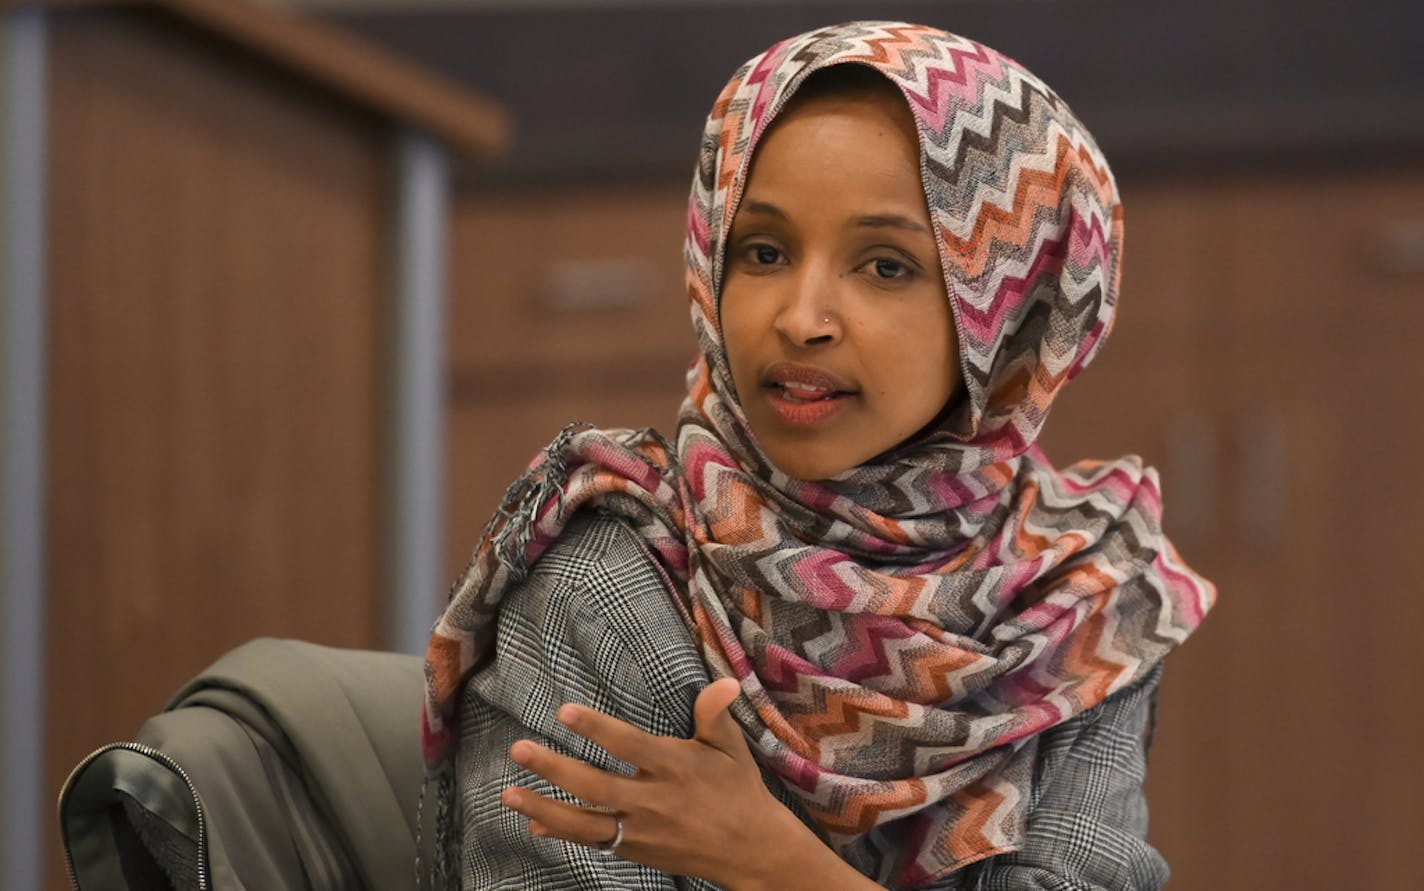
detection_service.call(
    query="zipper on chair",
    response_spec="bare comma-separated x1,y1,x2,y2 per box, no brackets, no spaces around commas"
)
59,741,211,891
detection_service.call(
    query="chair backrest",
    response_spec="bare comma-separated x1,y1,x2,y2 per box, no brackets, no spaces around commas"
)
59,638,428,891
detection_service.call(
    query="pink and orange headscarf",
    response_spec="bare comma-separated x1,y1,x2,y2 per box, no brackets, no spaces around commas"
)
426,21,1214,887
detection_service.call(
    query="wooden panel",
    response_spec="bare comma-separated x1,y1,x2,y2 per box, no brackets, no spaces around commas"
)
1042,169,1424,889
447,180,696,370
1213,171,1424,891
45,10,385,888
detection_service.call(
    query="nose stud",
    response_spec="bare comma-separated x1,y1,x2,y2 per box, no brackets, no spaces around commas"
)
822,315,832,325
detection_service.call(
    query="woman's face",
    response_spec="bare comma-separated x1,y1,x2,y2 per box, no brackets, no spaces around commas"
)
720,88,962,481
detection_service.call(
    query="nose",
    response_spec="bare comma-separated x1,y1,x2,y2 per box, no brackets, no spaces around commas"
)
772,263,840,348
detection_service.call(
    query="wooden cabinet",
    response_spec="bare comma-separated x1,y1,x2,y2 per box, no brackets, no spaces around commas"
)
1043,169,1424,890
45,8,386,846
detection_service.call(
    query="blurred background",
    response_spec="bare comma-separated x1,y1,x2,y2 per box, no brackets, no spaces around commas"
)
3,0,1422,888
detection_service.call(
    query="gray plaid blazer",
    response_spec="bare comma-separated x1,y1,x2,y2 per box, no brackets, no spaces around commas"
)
455,511,1169,890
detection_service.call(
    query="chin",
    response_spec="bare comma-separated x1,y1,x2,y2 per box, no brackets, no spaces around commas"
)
764,447,858,482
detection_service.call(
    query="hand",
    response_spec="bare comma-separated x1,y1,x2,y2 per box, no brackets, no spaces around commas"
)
500,678,814,889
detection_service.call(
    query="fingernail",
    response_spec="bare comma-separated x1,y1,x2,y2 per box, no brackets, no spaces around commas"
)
509,741,531,764
529,820,547,837
501,787,521,807
556,704,578,725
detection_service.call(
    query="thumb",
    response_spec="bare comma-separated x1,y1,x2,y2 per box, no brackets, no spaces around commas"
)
692,677,747,755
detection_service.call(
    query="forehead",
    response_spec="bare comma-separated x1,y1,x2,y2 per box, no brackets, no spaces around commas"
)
737,92,928,216
763,67,920,153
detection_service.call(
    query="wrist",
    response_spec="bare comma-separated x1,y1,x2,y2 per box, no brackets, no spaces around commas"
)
722,804,877,891
730,805,813,891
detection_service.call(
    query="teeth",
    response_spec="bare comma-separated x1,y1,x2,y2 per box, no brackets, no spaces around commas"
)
778,382,833,402
782,382,829,395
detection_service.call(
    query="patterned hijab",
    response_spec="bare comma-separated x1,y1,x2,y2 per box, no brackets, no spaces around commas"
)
426,21,1214,887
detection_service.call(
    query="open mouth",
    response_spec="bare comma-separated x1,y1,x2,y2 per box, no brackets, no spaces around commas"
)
772,381,847,403
763,385,852,426
759,366,857,426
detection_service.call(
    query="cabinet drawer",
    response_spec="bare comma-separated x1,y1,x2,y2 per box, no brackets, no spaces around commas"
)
448,180,698,370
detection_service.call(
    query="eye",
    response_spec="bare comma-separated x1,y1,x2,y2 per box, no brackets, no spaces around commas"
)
874,258,905,279
750,243,783,266
860,256,915,281
731,240,787,274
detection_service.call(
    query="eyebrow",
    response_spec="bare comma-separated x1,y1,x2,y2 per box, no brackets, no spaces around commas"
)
738,199,789,220
738,199,931,236
851,214,932,236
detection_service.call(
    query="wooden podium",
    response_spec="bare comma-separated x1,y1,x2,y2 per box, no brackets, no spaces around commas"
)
0,2,506,887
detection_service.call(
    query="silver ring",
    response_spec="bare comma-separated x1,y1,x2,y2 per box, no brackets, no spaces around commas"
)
594,816,624,856
594,816,624,857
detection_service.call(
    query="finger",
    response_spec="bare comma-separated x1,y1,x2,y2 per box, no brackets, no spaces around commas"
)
555,702,665,771
500,786,622,849
692,678,747,755
509,740,626,807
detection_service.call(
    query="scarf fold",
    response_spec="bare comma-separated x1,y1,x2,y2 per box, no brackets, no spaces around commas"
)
424,21,1214,888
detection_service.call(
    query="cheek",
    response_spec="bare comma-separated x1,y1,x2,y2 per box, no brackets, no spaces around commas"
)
919,333,960,406
718,287,759,388
719,276,769,336
871,312,959,422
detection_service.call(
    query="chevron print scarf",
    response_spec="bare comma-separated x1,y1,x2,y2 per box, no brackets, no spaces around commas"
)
425,21,1214,888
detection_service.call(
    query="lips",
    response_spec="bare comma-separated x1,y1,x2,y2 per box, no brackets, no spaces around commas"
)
759,362,857,426
762,362,854,396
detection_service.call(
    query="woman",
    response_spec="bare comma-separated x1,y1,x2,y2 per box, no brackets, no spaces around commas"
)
423,21,1215,891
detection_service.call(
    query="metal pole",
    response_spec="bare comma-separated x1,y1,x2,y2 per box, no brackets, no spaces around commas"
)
1,7,48,891
386,129,449,656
